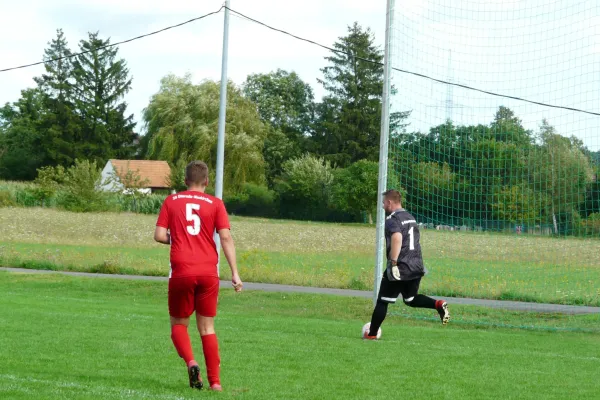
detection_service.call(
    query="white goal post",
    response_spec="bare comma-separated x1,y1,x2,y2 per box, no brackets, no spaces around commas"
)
374,0,396,305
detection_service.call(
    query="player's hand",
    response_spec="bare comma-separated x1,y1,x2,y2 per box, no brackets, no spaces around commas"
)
231,273,243,292
386,259,401,281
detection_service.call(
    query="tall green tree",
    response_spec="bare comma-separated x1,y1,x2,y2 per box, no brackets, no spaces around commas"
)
529,119,594,233
262,127,300,188
403,161,464,224
1,30,80,179
490,184,546,224
242,69,313,186
34,29,73,104
143,74,267,193
33,29,82,166
0,89,45,180
72,32,137,163
314,22,407,167
243,69,314,142
581,173,600,218
490,105,532,146
399,109,531,223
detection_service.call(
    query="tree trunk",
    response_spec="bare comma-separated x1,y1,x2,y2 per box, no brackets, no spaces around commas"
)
552,205,558,234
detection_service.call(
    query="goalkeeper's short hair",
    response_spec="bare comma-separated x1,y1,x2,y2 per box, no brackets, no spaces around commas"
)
383,189,402,204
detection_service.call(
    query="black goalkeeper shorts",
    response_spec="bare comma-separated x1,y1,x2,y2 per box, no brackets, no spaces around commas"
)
377,274,421,304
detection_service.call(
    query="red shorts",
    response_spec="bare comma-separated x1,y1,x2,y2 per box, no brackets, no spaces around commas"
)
168,276,220,318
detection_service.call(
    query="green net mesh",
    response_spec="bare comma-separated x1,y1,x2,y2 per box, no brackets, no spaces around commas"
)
385,0,599,330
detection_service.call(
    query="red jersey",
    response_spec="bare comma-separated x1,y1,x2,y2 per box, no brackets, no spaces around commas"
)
156,190,230,278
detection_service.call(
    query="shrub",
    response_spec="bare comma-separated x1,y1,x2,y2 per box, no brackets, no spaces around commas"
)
275,154,335,221
331,160,379,224
33,159,106,212
0,190,16,207
118,194,166,214
225,183,277,217
166,159,188,193
59,160,107,212
578,213,600,236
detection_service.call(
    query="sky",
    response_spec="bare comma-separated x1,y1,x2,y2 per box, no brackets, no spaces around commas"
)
0,0,598,151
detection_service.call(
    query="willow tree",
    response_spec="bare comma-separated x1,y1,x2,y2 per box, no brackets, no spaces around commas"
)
143,74,267,193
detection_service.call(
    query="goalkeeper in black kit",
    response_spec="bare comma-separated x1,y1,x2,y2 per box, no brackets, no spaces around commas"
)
363,189,450,340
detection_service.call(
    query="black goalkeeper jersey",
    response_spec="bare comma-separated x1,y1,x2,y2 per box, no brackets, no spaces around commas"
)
385,208,425,281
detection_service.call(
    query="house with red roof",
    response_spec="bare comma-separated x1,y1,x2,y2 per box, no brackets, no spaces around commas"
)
101,159,171,194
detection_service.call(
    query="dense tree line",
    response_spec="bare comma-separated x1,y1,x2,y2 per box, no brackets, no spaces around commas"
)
0,29,137,180
1,24,599,234
392,109,599,234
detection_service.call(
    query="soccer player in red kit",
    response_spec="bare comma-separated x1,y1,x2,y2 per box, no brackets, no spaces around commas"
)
154,160,243,392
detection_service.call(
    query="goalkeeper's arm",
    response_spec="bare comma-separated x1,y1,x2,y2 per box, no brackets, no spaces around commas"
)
388,232,402,264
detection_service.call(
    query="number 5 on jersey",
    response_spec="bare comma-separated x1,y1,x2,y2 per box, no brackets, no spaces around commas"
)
186,203,201,235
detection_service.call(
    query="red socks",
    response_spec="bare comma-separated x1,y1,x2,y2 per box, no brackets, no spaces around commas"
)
171,325,220,386
201,334,221,386
171,324,195,365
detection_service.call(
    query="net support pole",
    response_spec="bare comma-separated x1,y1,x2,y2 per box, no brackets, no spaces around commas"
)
215,0,230,275
374,0,395,305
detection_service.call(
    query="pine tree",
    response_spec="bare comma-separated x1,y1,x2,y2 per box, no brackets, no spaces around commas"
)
34,29,73,102
72,32,136,163
33,29,81,166
314,22,406,167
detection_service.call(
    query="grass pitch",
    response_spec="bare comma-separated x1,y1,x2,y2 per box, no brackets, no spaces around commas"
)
1,207,598,306
1,271,599,400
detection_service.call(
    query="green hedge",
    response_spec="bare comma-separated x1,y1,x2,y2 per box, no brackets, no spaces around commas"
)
224,183,277,218
0,180,361,223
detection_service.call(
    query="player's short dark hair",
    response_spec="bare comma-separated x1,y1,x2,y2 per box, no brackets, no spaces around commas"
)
383,189,402,204
185,161,209,185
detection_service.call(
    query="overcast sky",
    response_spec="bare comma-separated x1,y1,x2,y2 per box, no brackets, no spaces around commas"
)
0,0,598,150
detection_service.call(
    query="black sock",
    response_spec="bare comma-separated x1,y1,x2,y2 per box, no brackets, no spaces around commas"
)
369,301,389,336
406,294,437,309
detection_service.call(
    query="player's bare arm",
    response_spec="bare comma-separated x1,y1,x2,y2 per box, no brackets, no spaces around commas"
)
218,228,243,292
388,232,402,263
154,226,171,245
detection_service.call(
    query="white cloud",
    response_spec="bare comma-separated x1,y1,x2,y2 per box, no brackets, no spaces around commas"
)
0,0,386,123
59,0,224,16
0,0,598,149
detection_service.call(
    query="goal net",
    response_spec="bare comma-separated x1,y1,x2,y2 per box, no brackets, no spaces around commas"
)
379,0,600,330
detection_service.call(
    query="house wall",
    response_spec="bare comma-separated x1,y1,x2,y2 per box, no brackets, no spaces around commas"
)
123,187,152,195
99,160,124,192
